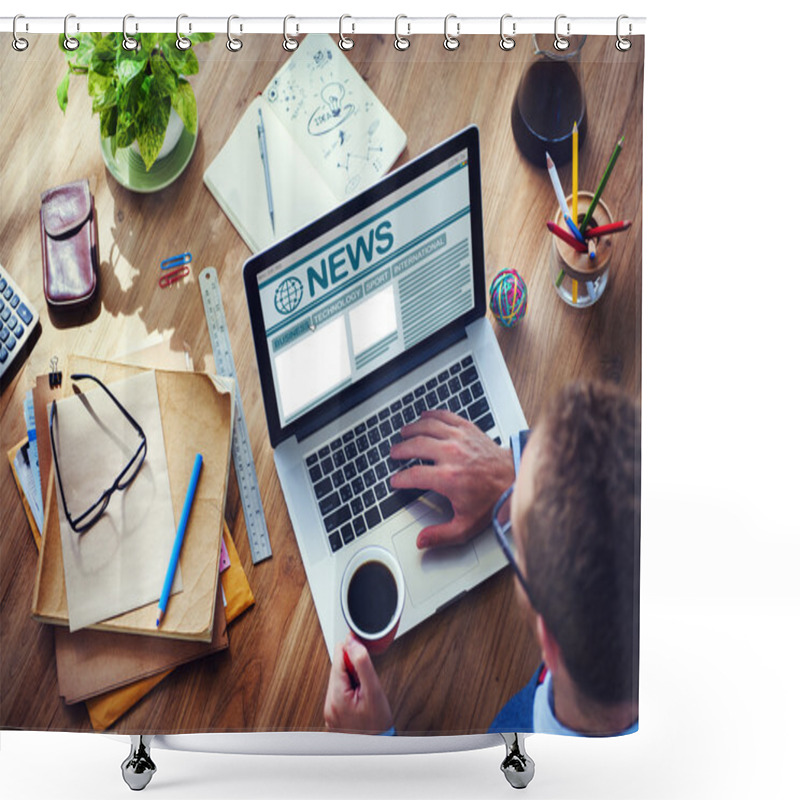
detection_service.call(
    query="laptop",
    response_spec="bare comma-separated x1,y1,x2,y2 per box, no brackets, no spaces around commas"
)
243,125,527,658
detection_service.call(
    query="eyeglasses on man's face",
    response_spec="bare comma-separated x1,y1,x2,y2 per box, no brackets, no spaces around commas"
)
49,373,148,535
492,483,538,612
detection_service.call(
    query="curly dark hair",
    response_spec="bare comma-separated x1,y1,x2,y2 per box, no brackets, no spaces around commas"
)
521,381,640,707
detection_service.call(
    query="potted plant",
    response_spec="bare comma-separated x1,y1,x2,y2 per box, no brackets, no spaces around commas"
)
57,31,213,172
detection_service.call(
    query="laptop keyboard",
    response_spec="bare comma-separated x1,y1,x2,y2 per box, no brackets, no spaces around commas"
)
305,355,500,554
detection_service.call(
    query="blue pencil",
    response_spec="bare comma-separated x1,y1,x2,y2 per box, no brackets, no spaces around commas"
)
156,453,204,628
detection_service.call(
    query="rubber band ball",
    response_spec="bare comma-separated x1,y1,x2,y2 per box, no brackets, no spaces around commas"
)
489,269,528,328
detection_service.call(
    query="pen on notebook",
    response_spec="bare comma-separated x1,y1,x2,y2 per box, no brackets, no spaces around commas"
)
546,152,584,242
257,107,275,234
156,453,203,628
579,135,625,236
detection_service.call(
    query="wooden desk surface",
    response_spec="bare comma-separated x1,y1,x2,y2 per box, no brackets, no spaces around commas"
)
0,34,643,734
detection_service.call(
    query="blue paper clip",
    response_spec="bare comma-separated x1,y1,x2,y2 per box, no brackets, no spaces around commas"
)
159,266,190,288
160,252,192,270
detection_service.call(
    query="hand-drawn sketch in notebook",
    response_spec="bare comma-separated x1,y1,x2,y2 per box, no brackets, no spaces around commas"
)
204,34,408,254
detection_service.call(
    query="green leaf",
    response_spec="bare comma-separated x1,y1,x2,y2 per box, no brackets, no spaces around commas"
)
99,106,117,139
163,42,199,76
150,52,179,98
188,32,215,45
171,79,197,135
88,70,116,113
90,36,117,77
56,71,70,112
141,33,162,55
136,93,172,171
60,32,94,69
116,118,137,150
116,46,148,87
118,71,144,115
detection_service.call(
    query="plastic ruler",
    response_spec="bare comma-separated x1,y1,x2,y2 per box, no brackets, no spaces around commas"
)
199,266,272,564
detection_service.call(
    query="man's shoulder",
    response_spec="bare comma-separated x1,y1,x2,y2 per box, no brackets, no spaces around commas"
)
487,663,546,734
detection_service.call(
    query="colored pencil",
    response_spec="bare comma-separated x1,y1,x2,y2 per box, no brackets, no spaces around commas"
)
587,238,597,260
546,152,584,242
547,221,588,253
579,135,624,236
572,122,578,224
584,220,632,238
156,453,203,628
572,279,578,304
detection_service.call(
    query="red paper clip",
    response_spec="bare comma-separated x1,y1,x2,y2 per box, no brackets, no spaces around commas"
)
159,266,190,288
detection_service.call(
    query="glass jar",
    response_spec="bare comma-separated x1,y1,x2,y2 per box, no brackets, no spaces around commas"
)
511,34,587,168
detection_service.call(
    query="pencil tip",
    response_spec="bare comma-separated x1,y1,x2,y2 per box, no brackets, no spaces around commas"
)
545,153,553,166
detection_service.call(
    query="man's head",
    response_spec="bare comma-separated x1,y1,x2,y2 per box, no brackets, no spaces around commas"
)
511,380,640,709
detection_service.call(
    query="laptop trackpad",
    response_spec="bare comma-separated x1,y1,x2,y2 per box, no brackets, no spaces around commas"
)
392,500,478,607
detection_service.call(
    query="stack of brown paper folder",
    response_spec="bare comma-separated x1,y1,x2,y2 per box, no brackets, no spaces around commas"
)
33,356,235,642
11,346,256,729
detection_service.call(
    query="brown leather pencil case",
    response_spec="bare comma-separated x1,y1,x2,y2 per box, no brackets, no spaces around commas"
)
40,179,98,308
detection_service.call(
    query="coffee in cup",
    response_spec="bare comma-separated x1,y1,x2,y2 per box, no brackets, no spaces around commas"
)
341,546,405,655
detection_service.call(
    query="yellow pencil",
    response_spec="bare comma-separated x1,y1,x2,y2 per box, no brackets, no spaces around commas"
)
572,122,578,224
572,279,578,304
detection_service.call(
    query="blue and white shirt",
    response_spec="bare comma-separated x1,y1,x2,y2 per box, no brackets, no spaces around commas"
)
488,663,638,736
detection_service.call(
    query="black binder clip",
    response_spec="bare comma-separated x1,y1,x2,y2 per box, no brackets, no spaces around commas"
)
49,356,62,388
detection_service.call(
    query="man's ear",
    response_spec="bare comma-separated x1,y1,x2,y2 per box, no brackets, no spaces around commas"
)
535,615,563,675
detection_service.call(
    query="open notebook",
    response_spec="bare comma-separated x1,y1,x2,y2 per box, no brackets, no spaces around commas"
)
203,34,407,253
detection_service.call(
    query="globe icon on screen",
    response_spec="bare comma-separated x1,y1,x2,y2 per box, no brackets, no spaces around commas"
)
274,276,304,315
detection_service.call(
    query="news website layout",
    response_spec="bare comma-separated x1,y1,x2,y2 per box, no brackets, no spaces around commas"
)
258,148,474,427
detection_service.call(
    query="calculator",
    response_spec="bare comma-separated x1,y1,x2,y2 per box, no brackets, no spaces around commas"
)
0,263,40,381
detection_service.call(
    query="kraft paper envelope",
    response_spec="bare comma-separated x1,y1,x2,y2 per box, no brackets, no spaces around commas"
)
33,358,234,642
55,584,228,704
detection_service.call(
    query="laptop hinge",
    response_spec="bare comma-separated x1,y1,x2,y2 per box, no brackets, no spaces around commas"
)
293,326,468,443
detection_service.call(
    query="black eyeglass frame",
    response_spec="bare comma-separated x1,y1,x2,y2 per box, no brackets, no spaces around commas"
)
49,373,148,535
492,483,538,612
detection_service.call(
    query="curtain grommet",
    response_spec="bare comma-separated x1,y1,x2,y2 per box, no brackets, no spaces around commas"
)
176,13,192,51
283,15,299,51
444,14,460,51
616,15,632,51
554,14,570,51
394,15,410,50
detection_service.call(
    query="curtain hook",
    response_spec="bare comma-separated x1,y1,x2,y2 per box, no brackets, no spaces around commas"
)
12,14,29,51
443,14,460,51
283,15,299,51
339,14,355,51
176,13,192,51
499,14,516,51
394,15,410,51
227,15,243,51
554,14,570,51
122,14,140,51
62,14,79,51
616,15,632,51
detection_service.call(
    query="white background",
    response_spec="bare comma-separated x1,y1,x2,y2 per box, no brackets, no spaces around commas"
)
3,1,799,798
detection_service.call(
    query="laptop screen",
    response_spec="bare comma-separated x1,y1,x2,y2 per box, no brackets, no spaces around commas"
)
244,126,485,446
